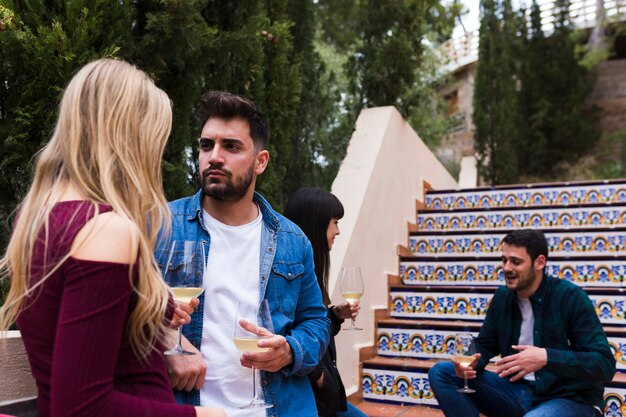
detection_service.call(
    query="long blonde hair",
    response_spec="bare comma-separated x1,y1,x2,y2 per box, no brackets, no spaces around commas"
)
0,58,173,360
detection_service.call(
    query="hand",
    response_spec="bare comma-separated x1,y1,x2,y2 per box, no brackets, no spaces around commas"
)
332,301,360,320
238,319,293,372
165,335,207,391
495,345,547,382
170,297,200,329
194,406,226,417
316,372,324,388
451,353,481,379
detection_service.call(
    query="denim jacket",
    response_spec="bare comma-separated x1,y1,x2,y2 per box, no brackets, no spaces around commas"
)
155,189,331,417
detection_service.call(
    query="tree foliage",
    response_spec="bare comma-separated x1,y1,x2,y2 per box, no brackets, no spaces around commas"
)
473,0,521,185
0,0,343,236
474,0,600,184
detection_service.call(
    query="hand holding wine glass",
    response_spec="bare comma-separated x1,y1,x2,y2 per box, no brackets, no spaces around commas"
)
453,333,478,393
163,240,205,356
340,267,364,331
233,299,274,409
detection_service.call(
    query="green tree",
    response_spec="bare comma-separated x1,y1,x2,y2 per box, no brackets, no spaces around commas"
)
131,0,216,199
0,0,132,247
473,0,521,185
516,0,599,178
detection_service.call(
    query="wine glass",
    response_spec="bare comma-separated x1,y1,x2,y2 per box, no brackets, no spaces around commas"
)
163,240,205,356
340,267,364,331
454,333,477,393
233,299,274,409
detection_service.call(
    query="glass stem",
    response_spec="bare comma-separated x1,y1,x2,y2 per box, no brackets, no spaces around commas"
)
176,326,183,348
464,372,469,389
252,368,259,400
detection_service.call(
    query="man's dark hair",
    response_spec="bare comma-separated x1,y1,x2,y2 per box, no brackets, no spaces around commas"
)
502,229,549,263
197,91,269,150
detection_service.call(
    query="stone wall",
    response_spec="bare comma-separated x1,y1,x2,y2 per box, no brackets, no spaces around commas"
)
589,59,626,133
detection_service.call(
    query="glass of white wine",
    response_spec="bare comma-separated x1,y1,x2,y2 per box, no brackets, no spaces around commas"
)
163,240,205,356
233,299,274,409
340,267,364,331
454,333,477,393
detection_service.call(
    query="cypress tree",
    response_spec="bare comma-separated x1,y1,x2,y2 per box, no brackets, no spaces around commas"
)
473,0,521,185
130,0,216,199
516,0,599,177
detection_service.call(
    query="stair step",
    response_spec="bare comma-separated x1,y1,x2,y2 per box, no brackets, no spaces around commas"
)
398,258,626,288
406,229,626,258
361,356,626,412
355,401,445,417
388,287,626,325
417,204,626,232
374,323,626,371
424,180,626,211
377,318,482,330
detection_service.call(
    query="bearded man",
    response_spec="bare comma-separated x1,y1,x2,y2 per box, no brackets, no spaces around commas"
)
429,229,615,417
156,91,330,417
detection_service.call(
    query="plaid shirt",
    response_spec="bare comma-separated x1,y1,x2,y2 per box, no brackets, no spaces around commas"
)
474,274,616,410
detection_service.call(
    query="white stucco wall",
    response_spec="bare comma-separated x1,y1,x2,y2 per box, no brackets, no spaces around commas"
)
328,106,458,394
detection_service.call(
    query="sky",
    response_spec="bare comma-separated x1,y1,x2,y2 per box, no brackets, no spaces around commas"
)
454,0,480,37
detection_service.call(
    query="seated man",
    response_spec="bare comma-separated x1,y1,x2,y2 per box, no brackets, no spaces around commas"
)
429,229,615,417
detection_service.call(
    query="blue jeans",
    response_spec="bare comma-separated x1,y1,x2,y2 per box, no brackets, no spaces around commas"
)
335,402,368,417
428,362,601,417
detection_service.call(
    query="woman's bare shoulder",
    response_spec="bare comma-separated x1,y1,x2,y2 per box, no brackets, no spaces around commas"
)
71,211,139,264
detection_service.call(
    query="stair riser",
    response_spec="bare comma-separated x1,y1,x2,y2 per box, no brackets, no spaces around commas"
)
361,368,626,416
376,327,626,372
400,260,626,287
390,291,626,325
417,207,626,231
362,368,437,406
377,328,478,360
426,183,626,210
409,231,626,258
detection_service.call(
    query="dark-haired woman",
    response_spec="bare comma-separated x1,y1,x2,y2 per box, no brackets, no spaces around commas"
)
284,188,368,417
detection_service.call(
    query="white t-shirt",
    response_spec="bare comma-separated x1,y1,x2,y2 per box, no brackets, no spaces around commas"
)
517,296,536,382
199,208,265,417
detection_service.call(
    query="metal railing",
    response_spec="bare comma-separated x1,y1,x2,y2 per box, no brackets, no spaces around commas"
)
438,0,626,73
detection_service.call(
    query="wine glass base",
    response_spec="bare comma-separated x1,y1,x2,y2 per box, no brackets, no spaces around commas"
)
239,401,273,409
344,326,363,331
164,346,197,356
457,387,475,393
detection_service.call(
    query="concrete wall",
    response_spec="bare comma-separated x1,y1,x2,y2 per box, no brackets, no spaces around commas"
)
0,331,36,403
328,106,458,394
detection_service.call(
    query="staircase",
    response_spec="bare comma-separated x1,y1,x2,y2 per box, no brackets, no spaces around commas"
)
355,179,626,416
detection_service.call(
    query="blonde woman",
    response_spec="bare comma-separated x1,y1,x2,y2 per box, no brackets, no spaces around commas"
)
0,59,224,417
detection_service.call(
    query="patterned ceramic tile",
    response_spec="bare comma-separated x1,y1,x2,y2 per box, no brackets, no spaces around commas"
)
400,260,625,287
389,291,624,325
609,337,626,372
362,369,626,415
417,207,626,231
362,368,435,405
604,385,626,417
409,231,626,258
592,295,626,325
377,327,625,373
425,183,626,210
389,291,492,321
377,328,478,360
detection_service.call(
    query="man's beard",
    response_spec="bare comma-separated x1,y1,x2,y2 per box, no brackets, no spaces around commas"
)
200,163,255,202
506,268,537,293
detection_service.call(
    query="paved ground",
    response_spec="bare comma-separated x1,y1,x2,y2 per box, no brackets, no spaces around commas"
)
355,402,445,417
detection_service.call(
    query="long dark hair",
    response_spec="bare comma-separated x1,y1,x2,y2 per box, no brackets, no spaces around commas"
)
284,188,344,306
